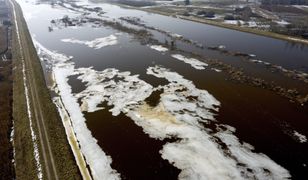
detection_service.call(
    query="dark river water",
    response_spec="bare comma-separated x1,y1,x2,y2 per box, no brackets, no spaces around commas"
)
18,0,308,179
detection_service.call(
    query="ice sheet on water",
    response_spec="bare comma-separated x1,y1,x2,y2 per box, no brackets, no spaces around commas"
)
34,33,291,180
171,54,208,70
34,40,121,180
149,45,168,52
75,67,153,116
131,65,290,180
293,131,307,143
61,35,118,49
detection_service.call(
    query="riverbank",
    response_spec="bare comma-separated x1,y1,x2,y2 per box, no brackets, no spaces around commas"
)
118,4,308,45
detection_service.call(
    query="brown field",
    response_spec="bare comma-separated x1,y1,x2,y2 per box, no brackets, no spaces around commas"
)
0,28,14,179
0,27,8,53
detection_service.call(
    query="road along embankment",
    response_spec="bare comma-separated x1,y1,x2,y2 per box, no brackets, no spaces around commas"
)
9,0,81,179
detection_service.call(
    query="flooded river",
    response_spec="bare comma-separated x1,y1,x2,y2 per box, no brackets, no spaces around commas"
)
17,0,308,179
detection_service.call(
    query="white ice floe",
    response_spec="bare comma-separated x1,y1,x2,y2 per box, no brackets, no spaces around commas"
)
218,45,226,49
10,0,43,179
275,20,290,26
170,33,183,39
250,59,272,66
126,65,290,180
216,125,291,179
32,12,291,179
53,59,291,179
293,131,307,143
171,54,208,70
34,40,120,180
75,67,153,116
293,5,308,10
250,59,263,64
61,34,118,49
149,45,168,52
212,68,222,72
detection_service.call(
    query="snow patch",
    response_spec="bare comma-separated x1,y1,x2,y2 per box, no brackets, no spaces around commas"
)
224,20,245,25
247,21,258,27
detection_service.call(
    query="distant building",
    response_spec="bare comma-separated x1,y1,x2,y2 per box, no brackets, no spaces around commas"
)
185,0,190,5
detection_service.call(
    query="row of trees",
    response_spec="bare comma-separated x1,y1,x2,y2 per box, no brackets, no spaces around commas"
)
261,0,308,5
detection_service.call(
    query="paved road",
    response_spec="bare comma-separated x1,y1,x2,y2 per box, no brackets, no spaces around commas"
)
10,0,59,179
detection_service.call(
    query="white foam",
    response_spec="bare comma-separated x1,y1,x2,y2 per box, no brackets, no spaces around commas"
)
34,40,120,180
171,54,208,70
149,45,168,52
293,131,307,143
61,35,118,49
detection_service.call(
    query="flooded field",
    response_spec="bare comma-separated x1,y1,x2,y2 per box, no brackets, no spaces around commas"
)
17,0,308,179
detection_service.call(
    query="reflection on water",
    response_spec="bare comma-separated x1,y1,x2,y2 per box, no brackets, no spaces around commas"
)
19,0,308,179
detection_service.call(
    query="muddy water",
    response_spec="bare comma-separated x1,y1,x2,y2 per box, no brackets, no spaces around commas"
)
18,0,308,179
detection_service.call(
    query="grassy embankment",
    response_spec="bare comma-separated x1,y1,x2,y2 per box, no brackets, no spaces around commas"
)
0,26,14,180
11,1,81,179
